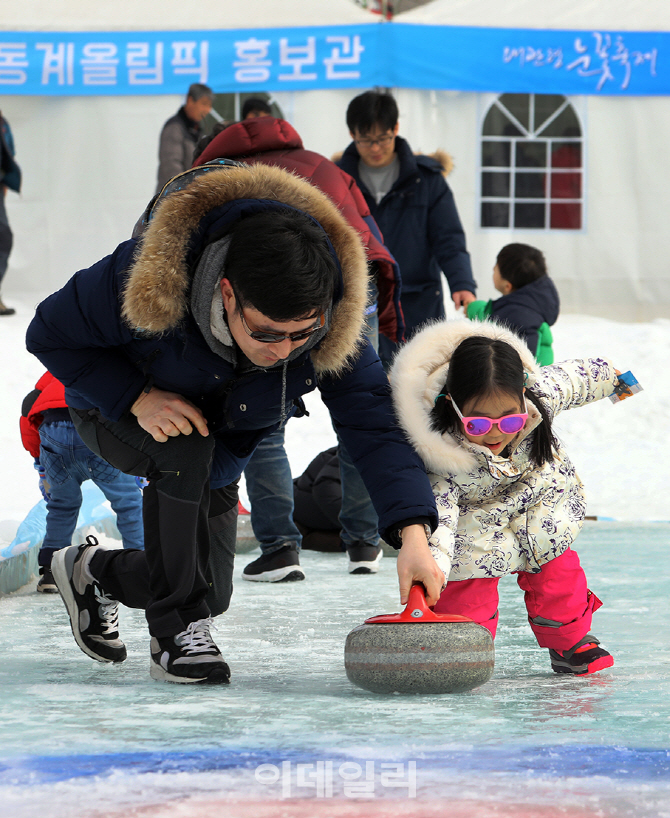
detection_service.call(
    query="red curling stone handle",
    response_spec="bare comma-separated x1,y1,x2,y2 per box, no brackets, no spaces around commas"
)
364,583,472,624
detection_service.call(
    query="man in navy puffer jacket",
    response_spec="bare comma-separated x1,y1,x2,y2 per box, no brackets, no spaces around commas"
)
193,116,403,580
337,91,477,368
26,162,442,685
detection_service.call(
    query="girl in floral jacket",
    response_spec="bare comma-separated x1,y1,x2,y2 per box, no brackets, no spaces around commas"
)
390,319,620,676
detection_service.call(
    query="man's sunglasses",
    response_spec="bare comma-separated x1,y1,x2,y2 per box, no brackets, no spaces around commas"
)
238,307,326,344
450,396,528,437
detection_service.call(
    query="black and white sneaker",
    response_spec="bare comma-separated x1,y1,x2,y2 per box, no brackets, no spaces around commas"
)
242,545,305,582
347,543,383,574
51,535,127,664
150,618,231,684
36,567,58,594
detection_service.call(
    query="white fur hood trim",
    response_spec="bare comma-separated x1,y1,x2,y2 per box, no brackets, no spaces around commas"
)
389,319,540,475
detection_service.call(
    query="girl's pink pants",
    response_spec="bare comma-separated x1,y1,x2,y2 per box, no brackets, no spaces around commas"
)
433,548,602,652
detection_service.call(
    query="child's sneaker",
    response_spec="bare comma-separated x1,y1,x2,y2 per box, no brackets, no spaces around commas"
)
549,634,613,676
150,618,231,684
36,567,58,594
51,535,127,664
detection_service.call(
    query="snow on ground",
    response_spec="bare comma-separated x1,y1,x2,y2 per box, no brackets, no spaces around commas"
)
1,291,668,545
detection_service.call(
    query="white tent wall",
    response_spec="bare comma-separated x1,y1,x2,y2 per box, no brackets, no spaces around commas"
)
1,0,375,31
0,0,376,296
269,90,356,160
398,0,670,30
394,0,670,320
1,88,365,297
390,88,670,321
2,94,182,294
2,0,670,320
5,86,669,320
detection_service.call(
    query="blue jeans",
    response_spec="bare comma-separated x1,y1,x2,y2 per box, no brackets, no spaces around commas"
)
38,421,145,568
246,302,380,554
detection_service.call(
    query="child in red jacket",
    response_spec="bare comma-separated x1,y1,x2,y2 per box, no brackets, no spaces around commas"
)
20,372,144,592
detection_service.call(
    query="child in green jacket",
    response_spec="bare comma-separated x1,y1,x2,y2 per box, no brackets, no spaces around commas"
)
467,243,559,365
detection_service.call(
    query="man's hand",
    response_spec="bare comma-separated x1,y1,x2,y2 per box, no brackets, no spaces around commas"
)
396,524,445,607
452,290,476,310
131,387,209,443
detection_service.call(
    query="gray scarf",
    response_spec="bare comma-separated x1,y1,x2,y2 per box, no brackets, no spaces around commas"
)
189,234,332,426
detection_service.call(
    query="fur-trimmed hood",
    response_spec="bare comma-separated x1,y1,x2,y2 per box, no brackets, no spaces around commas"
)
389,319,541,475
122,162,369,376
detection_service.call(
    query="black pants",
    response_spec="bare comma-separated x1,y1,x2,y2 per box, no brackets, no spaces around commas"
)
71,408,238,638
0,194,13,287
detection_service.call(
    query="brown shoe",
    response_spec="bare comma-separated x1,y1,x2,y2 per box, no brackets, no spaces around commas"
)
0,298,15,316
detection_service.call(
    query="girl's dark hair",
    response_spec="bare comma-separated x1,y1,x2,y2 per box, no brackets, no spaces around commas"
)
496,243,547,290
431,336,556,467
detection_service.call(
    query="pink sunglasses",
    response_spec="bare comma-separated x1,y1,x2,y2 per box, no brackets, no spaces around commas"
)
450,396,528,436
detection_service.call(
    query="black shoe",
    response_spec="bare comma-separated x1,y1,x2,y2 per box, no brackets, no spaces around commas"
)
347,543,383,574
549,634,614,676
36,567,59,594
150,618,231,684
51,535,127,663
0,298,15,316
242,545,305,582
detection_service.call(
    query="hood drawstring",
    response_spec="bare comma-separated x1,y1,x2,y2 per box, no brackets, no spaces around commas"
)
279,359,289,429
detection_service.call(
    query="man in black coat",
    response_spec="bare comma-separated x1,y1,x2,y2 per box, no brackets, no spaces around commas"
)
0,110,20,316
27,162,443,685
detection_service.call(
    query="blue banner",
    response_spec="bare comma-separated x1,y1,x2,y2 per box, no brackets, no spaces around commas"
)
0,26,379,95
391,25,664,95
0,24,665,96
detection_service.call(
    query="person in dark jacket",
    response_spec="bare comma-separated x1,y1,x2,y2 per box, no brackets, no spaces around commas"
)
20,372,144,593
336,90,477,368
466,243,560,365
242,97,272,119
155,83,213,194
26,161,442,685
0,110,21,316
193,115,403,580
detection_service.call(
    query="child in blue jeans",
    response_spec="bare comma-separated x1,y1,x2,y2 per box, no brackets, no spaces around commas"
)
20,372,144,592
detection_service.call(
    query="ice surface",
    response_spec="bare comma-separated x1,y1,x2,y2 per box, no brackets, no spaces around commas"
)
1,523,669,817
1,297,669,816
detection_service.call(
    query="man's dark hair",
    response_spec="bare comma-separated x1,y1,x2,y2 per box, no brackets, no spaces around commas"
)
225,210,339,321
431,336,556,467
496,243,547,290
187,83,214,102
242,97,273,119
346,90,398,135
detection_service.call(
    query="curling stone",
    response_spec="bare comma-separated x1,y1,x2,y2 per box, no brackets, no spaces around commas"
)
344,584,494,694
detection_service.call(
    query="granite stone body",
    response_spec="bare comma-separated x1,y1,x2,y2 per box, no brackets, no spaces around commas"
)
344,621,495,694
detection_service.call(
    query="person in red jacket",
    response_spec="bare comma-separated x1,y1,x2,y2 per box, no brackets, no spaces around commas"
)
192,116,402,582
20,372,144,592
